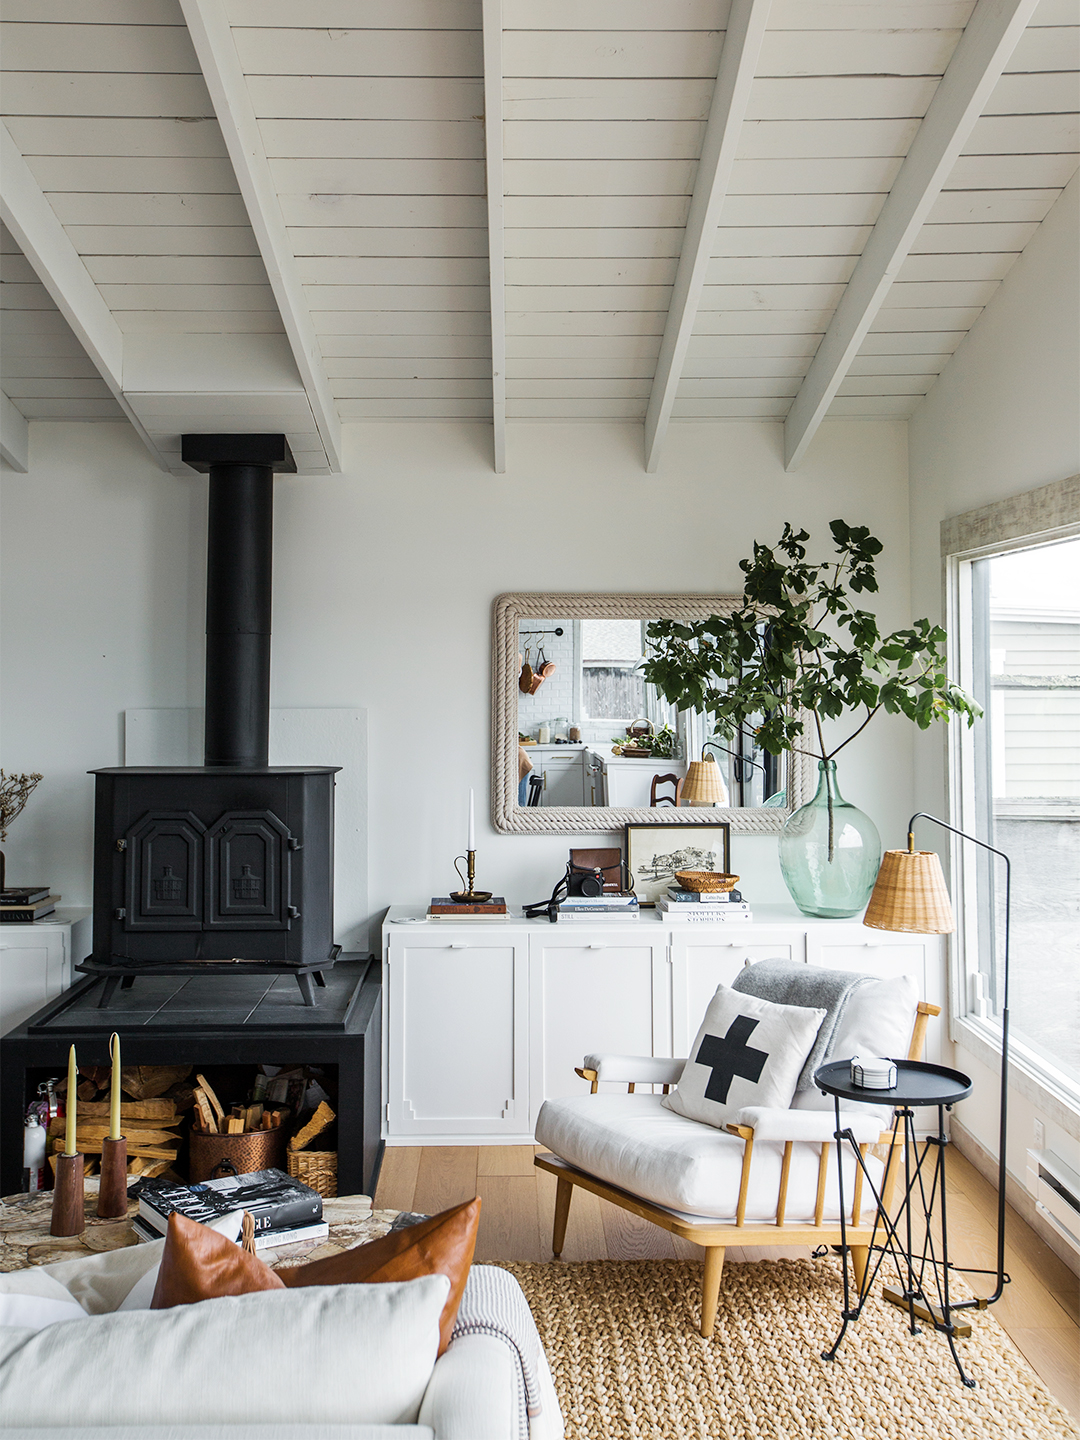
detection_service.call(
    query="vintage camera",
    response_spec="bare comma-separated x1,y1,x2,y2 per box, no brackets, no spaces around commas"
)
566,863,606,898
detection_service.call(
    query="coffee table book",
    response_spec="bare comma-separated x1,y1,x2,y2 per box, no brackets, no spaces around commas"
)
138,1167,322,1237
0,887,51,906
429,896,508,918
0,895,59,923
131,1214,330,1251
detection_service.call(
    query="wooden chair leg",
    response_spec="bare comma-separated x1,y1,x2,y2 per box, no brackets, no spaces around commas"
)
700,1246,725,1338
851,1245,870,1293
552,1176,573,1258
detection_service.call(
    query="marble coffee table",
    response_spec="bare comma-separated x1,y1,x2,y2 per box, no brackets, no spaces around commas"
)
0,1182,400,1273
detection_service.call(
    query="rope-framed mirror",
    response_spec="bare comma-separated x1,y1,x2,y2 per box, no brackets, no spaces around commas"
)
492,592,814,835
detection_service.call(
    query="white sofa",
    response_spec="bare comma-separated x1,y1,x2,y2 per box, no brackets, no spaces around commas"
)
0,1241,563,1440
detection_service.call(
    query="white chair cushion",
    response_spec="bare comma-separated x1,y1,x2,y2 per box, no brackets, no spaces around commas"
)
0,1277,449,1431
792,972,919,1123
582,1054,685,1086
536,1093,882,1222
731,1106,882,1145
662,985,825,1129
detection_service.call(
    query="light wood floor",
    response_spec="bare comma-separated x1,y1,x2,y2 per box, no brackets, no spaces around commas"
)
376,1142,1079,1416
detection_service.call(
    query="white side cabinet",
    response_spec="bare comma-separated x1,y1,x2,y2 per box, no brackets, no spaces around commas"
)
0,909,91,1037
382,906,944,1144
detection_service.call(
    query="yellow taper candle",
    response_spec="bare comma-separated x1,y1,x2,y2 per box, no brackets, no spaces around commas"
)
65,1045,78,1156
108,1032,121,1141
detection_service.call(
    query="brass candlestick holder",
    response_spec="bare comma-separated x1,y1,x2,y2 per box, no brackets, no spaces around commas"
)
97,1135,128,1219
451,850,492,904
50,1152,86,1237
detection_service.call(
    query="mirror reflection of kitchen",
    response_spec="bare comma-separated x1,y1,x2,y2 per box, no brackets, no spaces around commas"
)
516,618,787,809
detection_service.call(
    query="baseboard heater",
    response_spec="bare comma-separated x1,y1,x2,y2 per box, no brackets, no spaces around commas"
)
1026,1147,1080,1255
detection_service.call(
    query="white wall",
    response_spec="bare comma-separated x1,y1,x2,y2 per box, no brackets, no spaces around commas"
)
2,416,913,946
908,176,1080,1188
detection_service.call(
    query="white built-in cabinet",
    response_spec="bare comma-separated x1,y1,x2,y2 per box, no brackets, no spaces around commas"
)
0,909,92,1037
382,906,942,1144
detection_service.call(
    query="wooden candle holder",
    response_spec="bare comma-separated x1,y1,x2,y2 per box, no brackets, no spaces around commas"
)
97,1136,128,1219
50,1152,85,1237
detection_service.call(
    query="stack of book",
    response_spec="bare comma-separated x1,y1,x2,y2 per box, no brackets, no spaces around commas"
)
133,1167,328,1251
657,887,752,923
0,888,58,923
429,897,508,921
557,894,640,922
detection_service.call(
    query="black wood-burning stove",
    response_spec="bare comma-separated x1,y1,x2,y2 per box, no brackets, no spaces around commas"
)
78,434,341,1006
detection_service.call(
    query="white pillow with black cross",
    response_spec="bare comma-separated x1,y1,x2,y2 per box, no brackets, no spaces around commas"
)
662,984,827,1130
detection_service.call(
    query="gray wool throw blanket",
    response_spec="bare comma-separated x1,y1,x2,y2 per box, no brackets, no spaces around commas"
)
732,958,873,1091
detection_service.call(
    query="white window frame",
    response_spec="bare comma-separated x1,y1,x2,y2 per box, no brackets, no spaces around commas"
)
943,475,1080,1135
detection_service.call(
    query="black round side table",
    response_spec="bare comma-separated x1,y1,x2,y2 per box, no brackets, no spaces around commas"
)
814,1057,976,1386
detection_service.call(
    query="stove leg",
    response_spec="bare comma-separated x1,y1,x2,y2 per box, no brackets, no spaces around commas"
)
97,977,122,1009
121,976,135,990
313,970,327,988
296,972,317,1007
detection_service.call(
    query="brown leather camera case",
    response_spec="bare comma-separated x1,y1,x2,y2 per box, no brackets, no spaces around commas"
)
570,848,623,892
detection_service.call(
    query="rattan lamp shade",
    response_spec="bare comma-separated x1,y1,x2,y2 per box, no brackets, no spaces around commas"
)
680,755,728,807
863,848,956,935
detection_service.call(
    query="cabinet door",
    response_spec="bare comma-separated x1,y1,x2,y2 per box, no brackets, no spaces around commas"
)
386,936,528,1137
529,935,668,1122
541,754,584,806
670,930,802,1056
0,931,67,1033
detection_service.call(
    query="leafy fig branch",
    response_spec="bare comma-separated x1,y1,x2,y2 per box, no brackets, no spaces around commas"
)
642,521,982,856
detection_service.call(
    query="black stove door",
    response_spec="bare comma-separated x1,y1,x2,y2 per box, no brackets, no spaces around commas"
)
205,810,293,930
124,812,206,930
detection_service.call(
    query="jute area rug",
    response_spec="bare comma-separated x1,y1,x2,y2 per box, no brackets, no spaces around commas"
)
499,1258,1078,1440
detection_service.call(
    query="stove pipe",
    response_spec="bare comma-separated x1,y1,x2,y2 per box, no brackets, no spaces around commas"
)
181,434,296,767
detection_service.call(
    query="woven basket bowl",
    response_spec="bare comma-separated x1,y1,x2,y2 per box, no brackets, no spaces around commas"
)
288,1148,338,1198
188,1122,287,1182
675,870,740,893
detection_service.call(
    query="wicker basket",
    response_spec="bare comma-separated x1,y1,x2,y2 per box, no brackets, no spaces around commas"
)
287,1148,337,1197
188,1122,287,1182
675,870,741,893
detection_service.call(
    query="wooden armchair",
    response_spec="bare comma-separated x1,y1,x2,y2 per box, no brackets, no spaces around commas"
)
535,999,940,1337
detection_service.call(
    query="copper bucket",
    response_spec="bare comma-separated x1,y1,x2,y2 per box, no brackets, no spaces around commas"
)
188,1121,288,1182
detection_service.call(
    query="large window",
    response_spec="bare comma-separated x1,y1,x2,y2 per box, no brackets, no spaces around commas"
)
953,526,1080,1094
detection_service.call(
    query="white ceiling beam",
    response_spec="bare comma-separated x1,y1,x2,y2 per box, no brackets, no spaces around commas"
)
179,0,342,472
0,122,167,471
482,0,507,474
783,0,1042,470
644,0,774,473
0,390,29,473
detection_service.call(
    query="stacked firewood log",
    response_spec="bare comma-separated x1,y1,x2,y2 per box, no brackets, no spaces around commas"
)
190,1073,287,1135
51,1064,193,1178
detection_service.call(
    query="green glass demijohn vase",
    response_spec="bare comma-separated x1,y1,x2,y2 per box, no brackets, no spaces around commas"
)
779,760,881,918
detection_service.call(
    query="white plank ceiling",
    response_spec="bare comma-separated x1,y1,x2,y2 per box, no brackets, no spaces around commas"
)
0,0,1076,472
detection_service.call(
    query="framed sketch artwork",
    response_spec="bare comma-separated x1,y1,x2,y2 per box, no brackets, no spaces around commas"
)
624,822,732,906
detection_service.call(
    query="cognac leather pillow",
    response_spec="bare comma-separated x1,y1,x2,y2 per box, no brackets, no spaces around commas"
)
150,1213,286,1309
279,1197,480,1355
151,1198,480,1356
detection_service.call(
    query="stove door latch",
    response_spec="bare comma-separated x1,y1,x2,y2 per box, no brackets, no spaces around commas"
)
287,905,301,920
